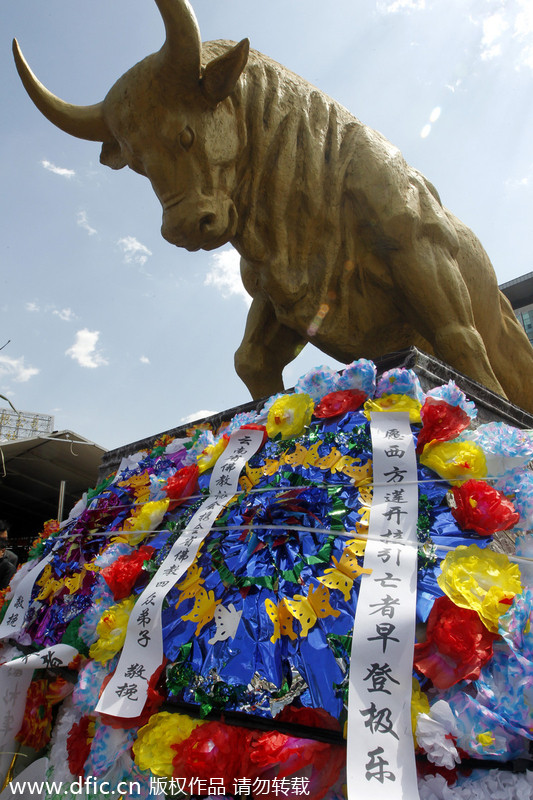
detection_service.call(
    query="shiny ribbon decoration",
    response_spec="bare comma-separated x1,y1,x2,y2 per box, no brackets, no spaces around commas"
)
96,427,265,718
347,412,420,798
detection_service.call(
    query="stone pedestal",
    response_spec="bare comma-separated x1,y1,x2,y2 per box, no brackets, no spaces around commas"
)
99,347,533,480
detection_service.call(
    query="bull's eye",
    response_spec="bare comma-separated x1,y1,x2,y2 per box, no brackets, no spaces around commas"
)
179,126,195,151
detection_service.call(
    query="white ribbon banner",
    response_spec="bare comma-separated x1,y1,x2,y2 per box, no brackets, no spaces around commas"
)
0,551,58,641
0,645,78,785
347,412,420,798
0,758,49,800
96,427,265,718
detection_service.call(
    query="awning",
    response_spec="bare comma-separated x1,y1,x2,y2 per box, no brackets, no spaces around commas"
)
0,430,107,553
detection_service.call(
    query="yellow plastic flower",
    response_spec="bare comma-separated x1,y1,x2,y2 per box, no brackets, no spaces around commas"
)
89,595,136,663
437,544,522,632
266,394,314,440
477,732,495,747
197,435,229,475
411,677,430,744
364,394,422,423
420,441,487,485
117,499,170,545
133,711,205,776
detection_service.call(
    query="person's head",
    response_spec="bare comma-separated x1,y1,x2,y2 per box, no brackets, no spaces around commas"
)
0,520,9,550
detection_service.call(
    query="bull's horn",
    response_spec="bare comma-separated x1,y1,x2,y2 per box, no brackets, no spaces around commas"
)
155,0,202,79
12,39,110,142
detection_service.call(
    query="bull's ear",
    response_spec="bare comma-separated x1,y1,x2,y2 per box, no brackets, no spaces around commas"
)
100,140,127,170
201,38,249,105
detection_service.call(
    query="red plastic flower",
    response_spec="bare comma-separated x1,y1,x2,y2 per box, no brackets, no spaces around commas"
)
449,479,519,535
16,676,72,751
101,544,155,600
151,434,175,456
67,715,94,777
29,518,61,554
15,679,52,750
314,389,367,418
276,704,341,732
164,465,199,510
248,730,302,774
171,720,344,800
42,519,61,537
248,729,344,800
416,398,471,454
416,756,459,786
172,720,253,784
241,423,268,446
414,595,498,689
46,675,73,705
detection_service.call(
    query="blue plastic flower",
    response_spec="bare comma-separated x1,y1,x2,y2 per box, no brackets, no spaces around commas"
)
295,365,338,401
426,380,477,420
336,358,377,397
375,368,425,402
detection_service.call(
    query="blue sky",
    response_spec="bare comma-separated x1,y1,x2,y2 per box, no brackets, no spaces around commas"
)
1,0,532,450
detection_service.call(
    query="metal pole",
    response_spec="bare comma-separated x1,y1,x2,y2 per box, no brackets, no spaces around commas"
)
57,480,66,522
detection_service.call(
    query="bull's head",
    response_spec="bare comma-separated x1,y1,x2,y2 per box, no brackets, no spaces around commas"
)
13,0,249,251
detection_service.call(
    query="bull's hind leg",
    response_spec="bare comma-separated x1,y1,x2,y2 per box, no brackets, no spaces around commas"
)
392,236,506,397
235,292,307,399
481,293,533,413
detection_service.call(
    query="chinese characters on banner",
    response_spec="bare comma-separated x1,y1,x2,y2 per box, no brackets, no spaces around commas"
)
96,428,265,718
0,552,58,641
347,413,420,799
0,645,78,786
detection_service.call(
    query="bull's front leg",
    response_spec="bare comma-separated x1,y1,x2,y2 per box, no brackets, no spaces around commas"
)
234,292,307,399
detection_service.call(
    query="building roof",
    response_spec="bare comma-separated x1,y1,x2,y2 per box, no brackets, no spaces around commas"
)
0,430,106,554
500,271,533,309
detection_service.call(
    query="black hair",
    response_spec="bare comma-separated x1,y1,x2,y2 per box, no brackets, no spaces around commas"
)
0,520,10,534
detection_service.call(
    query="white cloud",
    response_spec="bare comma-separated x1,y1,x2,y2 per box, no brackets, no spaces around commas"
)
473,4,533,70
505,162,533,193
117,236,152,266
377,0,425,13
180,410,217,424
506,176,529,190
25,303,75,321
445,79,462,93
53,308,75,322
77,211,97,236
65,329,108,368
420,123,432,138
0,354,39,383
140,355,150,364
480,11,505,61
41,159,75,179
429,106,441,123
515,0,533,69
481,12,508,58
204,247,251,306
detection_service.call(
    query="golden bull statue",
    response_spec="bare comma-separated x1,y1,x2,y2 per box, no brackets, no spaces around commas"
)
13,0,533,410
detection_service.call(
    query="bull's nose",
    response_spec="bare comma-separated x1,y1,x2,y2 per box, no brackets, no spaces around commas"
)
199,213,217,236
161,198,237,250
